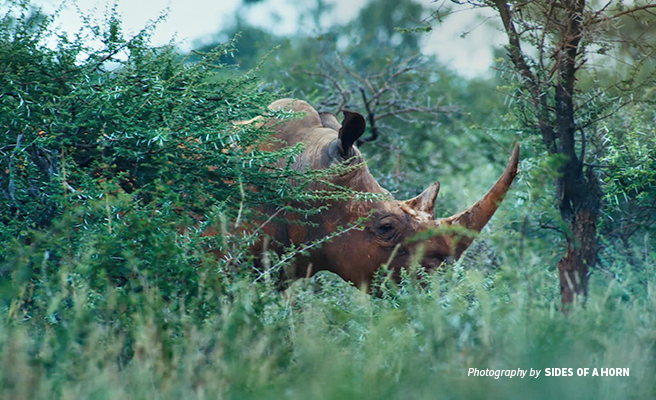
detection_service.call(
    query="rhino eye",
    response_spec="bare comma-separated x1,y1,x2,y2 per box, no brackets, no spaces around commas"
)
375,222,398,240
379,223,394,233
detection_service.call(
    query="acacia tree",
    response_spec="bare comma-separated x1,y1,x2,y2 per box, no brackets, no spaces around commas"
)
439,0,656,305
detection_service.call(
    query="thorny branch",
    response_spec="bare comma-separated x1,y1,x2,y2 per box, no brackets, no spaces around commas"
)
591,3,656,23
493,0,539,95
358,88,378,146
303,56,455,146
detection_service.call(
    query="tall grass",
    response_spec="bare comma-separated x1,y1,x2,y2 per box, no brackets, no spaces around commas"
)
1,240,654,399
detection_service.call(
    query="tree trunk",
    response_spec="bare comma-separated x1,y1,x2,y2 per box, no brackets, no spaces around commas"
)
557,168,601,305
551,0,602,306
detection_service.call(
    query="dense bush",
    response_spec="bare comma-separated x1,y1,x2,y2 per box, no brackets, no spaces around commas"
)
0,0,371,347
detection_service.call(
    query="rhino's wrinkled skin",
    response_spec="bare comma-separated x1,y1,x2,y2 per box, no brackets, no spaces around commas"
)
249,99,519,289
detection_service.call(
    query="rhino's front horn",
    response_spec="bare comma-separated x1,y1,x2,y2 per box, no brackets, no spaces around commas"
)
436,144,520,257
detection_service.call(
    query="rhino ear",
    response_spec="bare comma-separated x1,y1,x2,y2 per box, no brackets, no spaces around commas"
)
319,112,342,131
339,110,366,154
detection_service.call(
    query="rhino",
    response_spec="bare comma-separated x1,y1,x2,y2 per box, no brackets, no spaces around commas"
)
247,98,519,289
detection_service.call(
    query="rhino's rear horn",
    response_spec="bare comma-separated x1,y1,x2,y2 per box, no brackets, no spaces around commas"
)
339,110,366,154
401,182,440,215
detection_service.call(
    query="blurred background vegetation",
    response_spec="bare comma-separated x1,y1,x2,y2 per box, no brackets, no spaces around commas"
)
0,0,654,398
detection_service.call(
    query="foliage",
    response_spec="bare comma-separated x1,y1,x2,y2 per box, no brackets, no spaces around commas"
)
595,104,656,272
